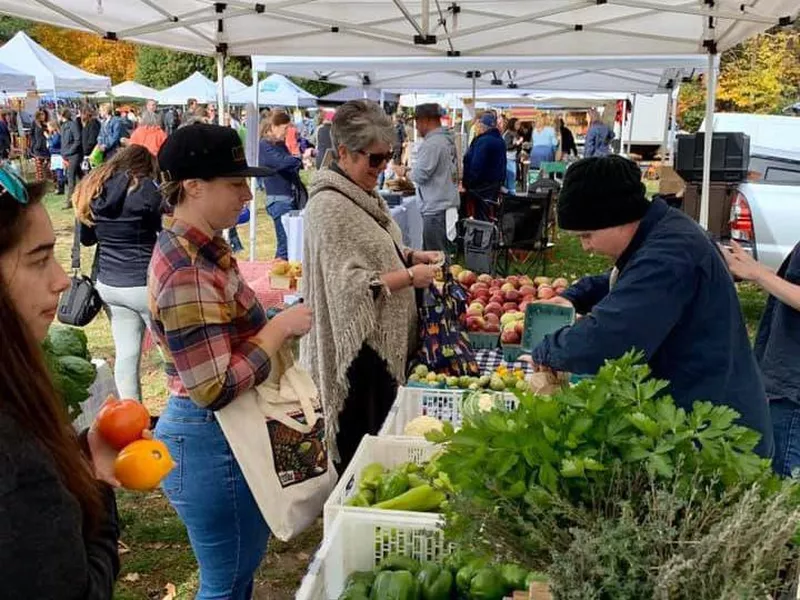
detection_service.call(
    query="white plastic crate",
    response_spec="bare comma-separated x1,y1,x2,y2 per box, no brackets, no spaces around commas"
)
378,386,518,437
296,510,450,600
323,435,440,537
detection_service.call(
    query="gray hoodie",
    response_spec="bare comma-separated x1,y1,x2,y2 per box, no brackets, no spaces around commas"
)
409,127,460,215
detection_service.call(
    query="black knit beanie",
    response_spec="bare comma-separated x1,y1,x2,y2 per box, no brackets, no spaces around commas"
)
557,155,650,231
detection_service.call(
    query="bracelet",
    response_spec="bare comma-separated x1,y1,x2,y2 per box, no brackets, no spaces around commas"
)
407,268,415,286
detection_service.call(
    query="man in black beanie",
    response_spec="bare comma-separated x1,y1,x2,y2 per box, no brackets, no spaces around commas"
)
528,155,773,458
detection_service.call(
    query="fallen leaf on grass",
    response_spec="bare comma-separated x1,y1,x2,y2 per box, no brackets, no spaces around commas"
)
162,583,177,600
118,541,130,555
122,572,140,582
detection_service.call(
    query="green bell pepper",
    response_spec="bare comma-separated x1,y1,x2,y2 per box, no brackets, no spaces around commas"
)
469,567,507,600
376,470,410,503
417,562,453,600
499,563,529,592
378,554,421,575
369,570,419,600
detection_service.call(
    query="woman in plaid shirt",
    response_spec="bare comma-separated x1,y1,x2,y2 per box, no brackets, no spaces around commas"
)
149,124,312,600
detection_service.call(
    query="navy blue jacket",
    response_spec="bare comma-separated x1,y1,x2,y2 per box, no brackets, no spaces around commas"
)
754,242,800,407
258,139,301,199
80,172,162,288
532,199,773,456
463,128,507,199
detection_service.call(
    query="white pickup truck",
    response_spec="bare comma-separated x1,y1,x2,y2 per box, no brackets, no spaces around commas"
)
700,113,800,270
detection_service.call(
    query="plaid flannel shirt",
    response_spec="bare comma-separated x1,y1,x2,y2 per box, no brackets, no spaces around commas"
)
148,219,271,410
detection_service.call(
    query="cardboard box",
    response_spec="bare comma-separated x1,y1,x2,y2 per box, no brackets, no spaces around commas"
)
659,165,686,196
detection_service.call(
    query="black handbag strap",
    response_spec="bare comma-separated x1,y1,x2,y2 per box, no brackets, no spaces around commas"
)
71,219,100,281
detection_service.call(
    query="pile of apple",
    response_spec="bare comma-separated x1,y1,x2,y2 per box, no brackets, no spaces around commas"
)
451,267,570,346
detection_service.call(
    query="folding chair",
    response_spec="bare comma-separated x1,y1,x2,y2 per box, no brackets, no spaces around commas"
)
494,190,554,276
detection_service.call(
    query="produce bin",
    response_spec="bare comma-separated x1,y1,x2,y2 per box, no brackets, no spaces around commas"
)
378,386,517,437
522,303,575,348
297,510,451,600
468,331,500,350
323,435,441,536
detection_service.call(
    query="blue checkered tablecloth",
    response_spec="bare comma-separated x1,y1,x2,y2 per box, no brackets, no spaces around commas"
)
475,349,535,377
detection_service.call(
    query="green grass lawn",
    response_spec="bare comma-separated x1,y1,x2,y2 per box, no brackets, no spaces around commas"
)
43,179,766,598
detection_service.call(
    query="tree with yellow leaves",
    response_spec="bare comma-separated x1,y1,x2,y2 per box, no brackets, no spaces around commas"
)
30,24,137,84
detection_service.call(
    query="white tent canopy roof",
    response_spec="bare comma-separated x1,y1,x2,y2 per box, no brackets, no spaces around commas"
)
321,87,399,104
0,61,36,93
223,75,247,93
0,31,110,93
0,1,795,58
228,73,317,107
158,71,217,105
96,80,160,100
254,55,708,94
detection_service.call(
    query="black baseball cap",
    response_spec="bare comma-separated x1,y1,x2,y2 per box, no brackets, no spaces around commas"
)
158,123,274,182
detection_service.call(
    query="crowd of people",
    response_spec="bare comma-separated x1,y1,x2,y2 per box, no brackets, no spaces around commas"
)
0,96,798,599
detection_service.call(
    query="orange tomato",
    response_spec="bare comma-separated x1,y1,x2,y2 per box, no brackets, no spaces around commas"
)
114,439,175,491
96,396,150,450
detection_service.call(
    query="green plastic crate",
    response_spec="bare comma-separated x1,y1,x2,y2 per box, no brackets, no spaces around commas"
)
521,303,576,351
468,332,500,350
502,343,525,362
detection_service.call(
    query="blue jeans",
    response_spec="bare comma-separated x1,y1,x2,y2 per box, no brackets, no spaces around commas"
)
266,195,294,261
505,153,517,195
155,397,270,600
770,398,800,478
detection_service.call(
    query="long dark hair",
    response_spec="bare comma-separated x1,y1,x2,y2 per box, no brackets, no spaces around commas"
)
0,185,104,533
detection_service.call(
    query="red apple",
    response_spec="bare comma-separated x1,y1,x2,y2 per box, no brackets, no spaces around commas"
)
485,313,500,326
501,329,521,344
466,315,486,331
554,286,567,295
519,285,536,297
502,302,519,313
518,275,534,287
484,322,500,333
534,276,552,286
469,282,489,294
518,300,532,313
522,294,536,303
514,321,525,336
477,273,493,284
489,293,504,305
484,302,503,316
492,279,504,288
458,270,477,287
552,277,569,289
538,286,556,300
505,289,520,302
475,289,491,300
506,275,520,288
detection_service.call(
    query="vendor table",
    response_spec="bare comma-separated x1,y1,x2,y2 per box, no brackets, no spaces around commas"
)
475,348,535,376
72,359,117,432
281,195,424,263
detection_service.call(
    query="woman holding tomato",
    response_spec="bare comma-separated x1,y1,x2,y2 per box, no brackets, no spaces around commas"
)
150,124,313,599
0,165,122,598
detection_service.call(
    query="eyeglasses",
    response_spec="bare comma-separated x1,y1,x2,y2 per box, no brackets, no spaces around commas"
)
0,164,28,204
358,150,393,168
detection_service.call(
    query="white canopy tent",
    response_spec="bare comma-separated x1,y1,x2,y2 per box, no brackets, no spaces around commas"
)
223,75,247,94
95,80,160,100
228,73,316,107
0,31,110,94
321,87,399,104
0,61,36,93
4,0,797,254
158,71,218,105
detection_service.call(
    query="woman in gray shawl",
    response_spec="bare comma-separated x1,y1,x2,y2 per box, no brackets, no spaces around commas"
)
301,100,441,472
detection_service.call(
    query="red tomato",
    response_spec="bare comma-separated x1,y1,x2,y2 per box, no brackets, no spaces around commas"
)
95,396,150,450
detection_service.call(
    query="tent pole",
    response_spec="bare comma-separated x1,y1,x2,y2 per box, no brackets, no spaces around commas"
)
661,91,672,164
619,100,627,154
669,86,680,163
700,51,717,230
380,89,385,109
626,94,636,155
215,52,226,126
249,66,259,262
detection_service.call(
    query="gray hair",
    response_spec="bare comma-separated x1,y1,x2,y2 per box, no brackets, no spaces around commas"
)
139,110,161,127
331,100,394,152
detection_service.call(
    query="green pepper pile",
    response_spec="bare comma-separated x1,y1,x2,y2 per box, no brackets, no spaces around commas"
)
338,553,544,600
344,458,452,512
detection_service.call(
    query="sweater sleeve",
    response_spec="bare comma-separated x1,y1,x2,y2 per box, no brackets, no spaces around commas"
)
410,140,436,185
531,251,694,374
560,272,611,315
79,222,98,247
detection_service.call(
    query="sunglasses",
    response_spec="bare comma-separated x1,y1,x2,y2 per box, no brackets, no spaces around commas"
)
0,164,29,204
358,150,393,168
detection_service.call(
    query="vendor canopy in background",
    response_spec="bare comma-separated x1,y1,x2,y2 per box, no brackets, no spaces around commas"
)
158,71,218,105
228,73,317,107
253,55,706,95
0,31,109,93
0,0,795,58
0,61,36,93
321,87,399,104
95,80,160,100
223,75,247,94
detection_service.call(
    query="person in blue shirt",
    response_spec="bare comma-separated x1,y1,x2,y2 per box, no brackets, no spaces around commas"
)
462,112,506,220
530,114,559,169
96,103,123,161
584,108,615,158
721,240,800,476
46,120,65,195
528,155,773,458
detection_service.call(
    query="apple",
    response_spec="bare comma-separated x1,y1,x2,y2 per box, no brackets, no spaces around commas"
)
519,285,536,297
518,275,534,287
477,273,493,284
502,302,519,313
467,303,484,316
518,299,532,313
534,276,552,286
514,321,525,336
485,313,500,326
501,329,521,344
458,270,477,287
484,302,503,316
489,293,504,305
500,312,518,327
505,289,520,302
552,277,569,289
469,282,489,294
475,289,491,300
484,322,500,333
466,315,486,331
554,286,567,295
500,282,516,293
538,286,556,300
522,294,536,303
450,265,463,277
506,275,520,288
492,279,504,288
